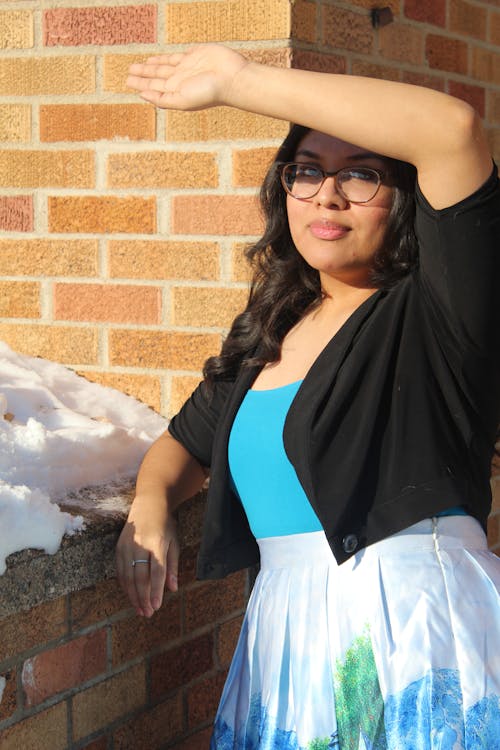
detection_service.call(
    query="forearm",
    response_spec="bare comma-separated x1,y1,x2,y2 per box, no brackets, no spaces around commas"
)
132,430,207,514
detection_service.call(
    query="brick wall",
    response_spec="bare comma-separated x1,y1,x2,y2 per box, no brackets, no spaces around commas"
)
1,1,499,747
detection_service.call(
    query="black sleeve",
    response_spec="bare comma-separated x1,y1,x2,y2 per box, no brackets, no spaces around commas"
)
415,163,500,356
168,379,234,469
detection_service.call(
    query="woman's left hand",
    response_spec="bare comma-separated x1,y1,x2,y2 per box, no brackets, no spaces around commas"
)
126,44,249,111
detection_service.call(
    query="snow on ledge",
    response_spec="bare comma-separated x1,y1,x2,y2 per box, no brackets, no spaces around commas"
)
0,341,168,575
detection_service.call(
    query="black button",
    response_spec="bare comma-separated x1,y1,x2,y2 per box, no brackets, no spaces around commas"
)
342,534,358,554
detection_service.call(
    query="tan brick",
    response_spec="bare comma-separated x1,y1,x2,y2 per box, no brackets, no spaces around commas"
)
0,105,31,142
290,49,346,74
23,630,107,707
0,11,33,49
448,81,485,117
322,6,373,54
231,243,253,283
0,323,98,365
109,330,220,371
107,151,218,189
108,240,220,282
79,371,162,413
184,572,247,633
0,239,98,277
0,56,95,96
166,107,288,142
343,0,400,10
0,196,33,231
172,195,263,236
72,663,146,741
112,595,181,665
187,671,226,728
43,5,157,46
150,633,213,698
401,71,445,92
48,196,156,234
487,513,499,549
54,283,161,325
379,22,424,65
40,104,155,143
0,150,93,188
70,579,132,631
491,479,500,512
0,597,67,662
426,34,468,75
490,11,500,46
165,0,290,43
172,286,247,328
0,702,67,750
232,147,276,187
170,375,202,417
217,614,244,668
0,281,40,318
404,0,445,26
114,693,183,749
450,0,487,40
471,46,500,84
104,54,156,93
291,0,317,43
0,668,17,721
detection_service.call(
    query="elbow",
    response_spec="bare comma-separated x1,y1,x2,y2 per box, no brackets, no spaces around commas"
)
447,98,486,153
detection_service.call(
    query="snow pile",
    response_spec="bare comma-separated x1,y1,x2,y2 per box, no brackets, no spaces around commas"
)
0,341,167,574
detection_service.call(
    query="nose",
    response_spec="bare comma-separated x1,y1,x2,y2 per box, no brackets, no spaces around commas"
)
314,174,348,209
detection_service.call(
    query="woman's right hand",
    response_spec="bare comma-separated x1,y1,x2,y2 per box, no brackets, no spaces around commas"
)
126,43,250,111
116,496,180,618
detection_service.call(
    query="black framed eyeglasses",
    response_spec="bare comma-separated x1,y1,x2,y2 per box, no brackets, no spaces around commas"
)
280,162,383,203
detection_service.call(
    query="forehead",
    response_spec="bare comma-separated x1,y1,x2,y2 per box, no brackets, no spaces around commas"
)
294,130,383,164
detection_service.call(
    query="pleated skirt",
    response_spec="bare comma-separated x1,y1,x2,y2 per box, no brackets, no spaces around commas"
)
210,516,500,750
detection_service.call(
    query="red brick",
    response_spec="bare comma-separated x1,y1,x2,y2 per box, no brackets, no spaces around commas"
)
40,104,155,142
0,668,17,721
488,514,499,548
43,6,157,46
351,60,401,82
491,11,500,46
405,0,445,26
471,47,500,85
426,34,468,75
187,671,227,728
113,693,183,749
0,195,33,231
70,579,132,631
79,737,108,750
172,195,262,236
217,615,244,668
150,633,213,699
23,630,107,706
54,283,161,325
48,196,156,234
322,6,373,54
0,597,68,663
0,702,67,750
401,71,446,92
448,81,485,117
450,0,487,41
184,572,247,633
379,22,424,65
171,727,213,750
290,49,346,74
112,595,181,666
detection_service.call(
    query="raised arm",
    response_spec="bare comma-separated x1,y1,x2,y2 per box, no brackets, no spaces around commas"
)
116,431,207,617
127,44,492,208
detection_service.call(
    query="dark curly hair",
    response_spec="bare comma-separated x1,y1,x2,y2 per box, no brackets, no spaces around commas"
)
203,124,418,384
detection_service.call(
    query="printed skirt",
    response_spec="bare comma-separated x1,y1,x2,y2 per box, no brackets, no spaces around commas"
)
210,516,500,749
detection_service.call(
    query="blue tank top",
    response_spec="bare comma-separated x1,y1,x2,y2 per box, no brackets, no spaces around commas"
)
228,381,467,539
228,381,323,538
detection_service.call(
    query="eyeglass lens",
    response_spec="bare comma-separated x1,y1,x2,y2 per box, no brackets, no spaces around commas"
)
282,164,380,203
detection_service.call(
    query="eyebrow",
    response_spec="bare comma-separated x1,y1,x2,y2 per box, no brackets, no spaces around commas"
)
295,148,384,162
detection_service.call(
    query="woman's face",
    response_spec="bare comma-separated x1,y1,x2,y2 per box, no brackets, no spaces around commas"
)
285,130,394,288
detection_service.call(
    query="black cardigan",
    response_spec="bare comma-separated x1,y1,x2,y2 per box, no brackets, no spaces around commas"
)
169,167,500,579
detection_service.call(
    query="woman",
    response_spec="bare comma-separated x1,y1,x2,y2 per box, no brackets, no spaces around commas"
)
116,44,500,748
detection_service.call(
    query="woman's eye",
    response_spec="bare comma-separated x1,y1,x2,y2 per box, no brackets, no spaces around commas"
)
296,165,321,179
344,169,377,182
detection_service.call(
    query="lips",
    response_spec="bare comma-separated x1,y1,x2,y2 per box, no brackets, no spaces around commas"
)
309,220,351,240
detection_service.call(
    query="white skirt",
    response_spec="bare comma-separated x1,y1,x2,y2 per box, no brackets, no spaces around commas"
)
210,516,500,749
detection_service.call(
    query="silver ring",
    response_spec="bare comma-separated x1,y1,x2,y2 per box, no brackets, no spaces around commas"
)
131,559,149,567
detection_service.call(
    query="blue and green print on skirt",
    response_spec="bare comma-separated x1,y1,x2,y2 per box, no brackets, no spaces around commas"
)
210,521,500,749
